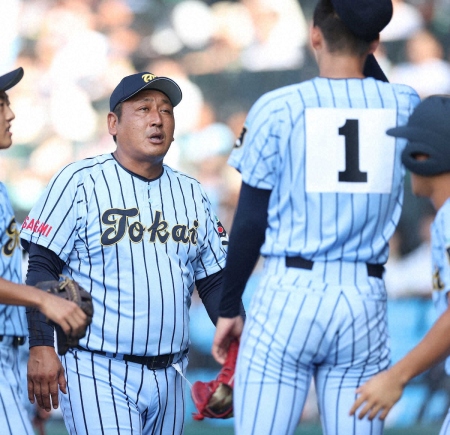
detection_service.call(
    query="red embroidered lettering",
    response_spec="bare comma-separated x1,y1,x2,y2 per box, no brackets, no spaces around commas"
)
26,219,35,230
21,216,29,229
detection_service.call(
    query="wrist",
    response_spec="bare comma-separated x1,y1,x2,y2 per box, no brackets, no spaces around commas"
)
389,362,414,387
30,286,47,311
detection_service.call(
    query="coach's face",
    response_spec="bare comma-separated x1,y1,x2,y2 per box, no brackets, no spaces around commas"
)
108,89,175,171
0,92,16,150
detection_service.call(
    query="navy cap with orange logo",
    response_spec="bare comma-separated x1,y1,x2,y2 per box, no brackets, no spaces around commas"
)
109,72,182,112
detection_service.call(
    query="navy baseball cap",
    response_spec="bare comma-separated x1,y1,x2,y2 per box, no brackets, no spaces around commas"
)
0,67,24,92
387,95,450,176
109,72,182,112
331,0,393,42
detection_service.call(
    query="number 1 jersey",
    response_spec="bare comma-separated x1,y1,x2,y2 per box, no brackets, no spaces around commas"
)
229,77,420,265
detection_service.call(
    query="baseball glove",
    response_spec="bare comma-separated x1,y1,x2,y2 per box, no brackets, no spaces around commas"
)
191,340,239,420
36,276,93,355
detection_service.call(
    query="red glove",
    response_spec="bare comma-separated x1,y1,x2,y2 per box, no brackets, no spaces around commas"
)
191,340,239,420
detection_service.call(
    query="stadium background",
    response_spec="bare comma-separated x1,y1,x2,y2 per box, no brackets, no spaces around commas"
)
1,0,450,433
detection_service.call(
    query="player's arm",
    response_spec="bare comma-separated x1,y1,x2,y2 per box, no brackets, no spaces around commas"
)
196,270,245,326
350,304,450,421
212,182,270,364
0,277,86,336
23,241,69,411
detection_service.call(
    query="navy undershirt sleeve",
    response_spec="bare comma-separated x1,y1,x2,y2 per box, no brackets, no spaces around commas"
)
196,270,245,325
22,241,65,348
219,182,271,317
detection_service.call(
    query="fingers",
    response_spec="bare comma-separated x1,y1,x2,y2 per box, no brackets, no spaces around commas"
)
349,394,364,417
350,394,390,421
27,378,35,404
28,377,53,412
28,347,66,411
58,367,67,395
43,296,89,337
67,308,89,338
212,342,228,365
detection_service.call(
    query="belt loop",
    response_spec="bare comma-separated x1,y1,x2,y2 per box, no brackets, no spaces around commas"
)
285,256,314,270
285,256,384,278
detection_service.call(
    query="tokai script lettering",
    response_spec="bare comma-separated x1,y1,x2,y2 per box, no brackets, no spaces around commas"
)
3,217,20,256
100,208,199,246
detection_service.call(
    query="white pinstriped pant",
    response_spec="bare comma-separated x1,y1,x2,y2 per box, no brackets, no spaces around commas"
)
234,257,389,435
0,337,34,435
59,348,189,434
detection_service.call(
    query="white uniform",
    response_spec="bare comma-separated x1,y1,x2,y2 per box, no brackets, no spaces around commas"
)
0,183,32,435
229,77,420,435
20,154,228,434
429,199,450,435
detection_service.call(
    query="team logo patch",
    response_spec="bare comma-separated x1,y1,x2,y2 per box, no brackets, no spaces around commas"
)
100,208,199,246
215,217,228,246
2,217,20,257
433,266,445,290
142,73,156,83
234,127,247,148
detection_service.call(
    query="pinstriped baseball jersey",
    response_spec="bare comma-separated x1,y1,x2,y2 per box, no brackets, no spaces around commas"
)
0,183,27,337
230,77,420,265
430,198,450,373
20,153,227,357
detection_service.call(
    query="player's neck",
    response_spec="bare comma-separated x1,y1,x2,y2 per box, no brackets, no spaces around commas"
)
318,53,366,79
430,175,450,210
113,150,164,180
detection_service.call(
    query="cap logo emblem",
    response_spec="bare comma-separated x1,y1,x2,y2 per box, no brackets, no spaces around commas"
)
142,74,156,83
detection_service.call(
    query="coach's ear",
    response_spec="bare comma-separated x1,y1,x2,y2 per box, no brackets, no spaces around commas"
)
107,112,118,137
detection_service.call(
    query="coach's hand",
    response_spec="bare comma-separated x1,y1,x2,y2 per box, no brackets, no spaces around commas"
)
212,316,244,364
349,369,405,421
28,346,66,412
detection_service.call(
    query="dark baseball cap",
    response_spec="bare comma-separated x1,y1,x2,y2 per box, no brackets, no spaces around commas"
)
0,67,24,92
387,95,450,176
331,0,393,42
109,72,182,112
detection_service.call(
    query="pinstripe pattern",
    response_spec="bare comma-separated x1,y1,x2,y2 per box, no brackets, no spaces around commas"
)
235,258,388,435
20,154,227,433
0,340,34,434
0,184,31,434
60,349,188,434
230,77,420,265
430,200,450,376
228,77,420,435
20,154,226,356
0,184,27,336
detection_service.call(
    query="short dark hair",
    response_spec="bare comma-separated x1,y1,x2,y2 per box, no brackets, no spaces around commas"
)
112,102,123,144
313,0,373,57
0,91,9,103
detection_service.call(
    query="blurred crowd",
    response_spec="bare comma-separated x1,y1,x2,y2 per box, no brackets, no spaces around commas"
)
2,0,450,430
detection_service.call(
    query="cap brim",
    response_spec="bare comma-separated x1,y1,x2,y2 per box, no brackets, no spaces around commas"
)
127,77,182,108
387,125,447,151
0,67,24,92
387,125,426,140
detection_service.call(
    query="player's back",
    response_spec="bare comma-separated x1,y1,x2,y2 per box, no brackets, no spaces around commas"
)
229,77,420,265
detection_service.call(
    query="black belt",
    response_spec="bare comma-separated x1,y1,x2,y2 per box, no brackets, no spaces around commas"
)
0,335,26,346
285,256,384,279
76,346,188,370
